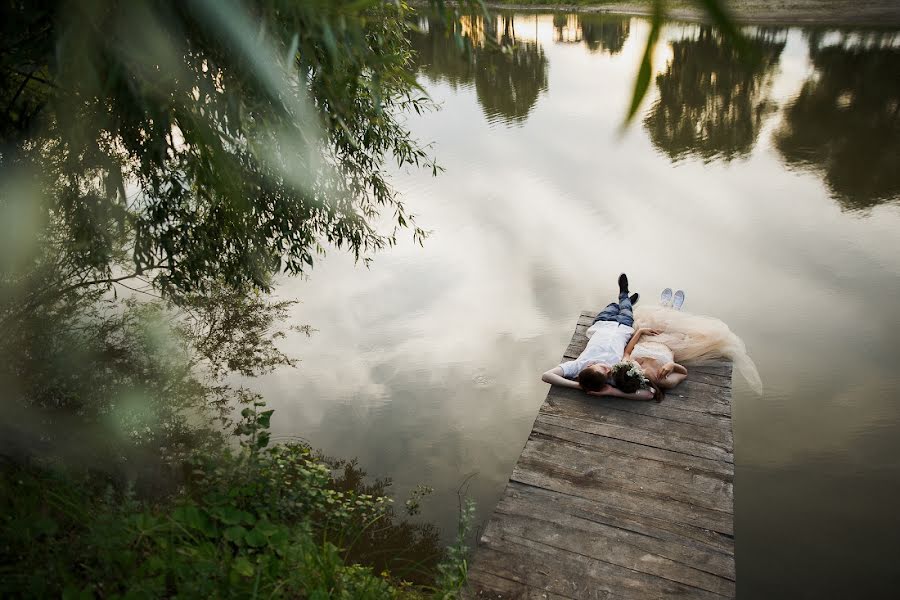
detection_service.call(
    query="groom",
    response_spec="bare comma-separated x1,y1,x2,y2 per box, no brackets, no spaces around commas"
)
541,273,654,400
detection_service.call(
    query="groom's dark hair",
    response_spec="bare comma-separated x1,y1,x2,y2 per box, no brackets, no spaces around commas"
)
578,368,607,392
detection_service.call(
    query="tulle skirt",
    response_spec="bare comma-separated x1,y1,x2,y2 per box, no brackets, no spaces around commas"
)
634,305,763,394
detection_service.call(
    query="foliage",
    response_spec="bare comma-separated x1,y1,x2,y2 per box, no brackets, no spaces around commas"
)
0,3,494,598
0,0,433,302
626,0,665,123
0,407,470,598
0,278,297,479
434,497,476,600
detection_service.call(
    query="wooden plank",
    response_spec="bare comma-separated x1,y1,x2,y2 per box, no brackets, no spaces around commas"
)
467,568,577,600
465,312,736,599
519,437,733,512
504,482,735,558
475,534,730,600
531,419,733,479
511,452,734,534
485,509,735,595
536,411,733,464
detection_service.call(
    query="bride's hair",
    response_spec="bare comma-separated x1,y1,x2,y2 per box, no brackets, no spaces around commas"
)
632,360,666,402
611,362,647,394
612,369,641,393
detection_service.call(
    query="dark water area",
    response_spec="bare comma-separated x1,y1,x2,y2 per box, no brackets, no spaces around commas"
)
256,13,900,598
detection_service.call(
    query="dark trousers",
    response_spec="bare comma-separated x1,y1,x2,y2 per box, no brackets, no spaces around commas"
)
592,292,634,328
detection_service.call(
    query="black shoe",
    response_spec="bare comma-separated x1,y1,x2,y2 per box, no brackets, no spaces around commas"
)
618,273,629,294
629,293,639,306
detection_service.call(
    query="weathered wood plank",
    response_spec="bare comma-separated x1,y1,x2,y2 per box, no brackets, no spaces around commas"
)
519,436,733,511
484,509,735,595
504,482,735,558
531,419,733,479
536,412,733,464
465,312,736,599
467,567,576,600
475,534,730,600
511,453,734,534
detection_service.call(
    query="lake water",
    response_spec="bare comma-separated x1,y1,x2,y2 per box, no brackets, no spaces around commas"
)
258,13,900,598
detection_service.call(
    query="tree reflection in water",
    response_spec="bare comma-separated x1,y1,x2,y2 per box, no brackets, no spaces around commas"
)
775,33,900,210
409,14,548,126
644,27,786,162
580,15,630,55
552,13,630,55
408,17,475,91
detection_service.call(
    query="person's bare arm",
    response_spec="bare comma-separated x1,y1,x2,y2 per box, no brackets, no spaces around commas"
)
541,366,581,390
586,385,655,401
658,362,688,389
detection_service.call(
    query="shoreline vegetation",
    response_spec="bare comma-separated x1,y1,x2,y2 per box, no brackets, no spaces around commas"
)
1,1,475,597
472,1,900,26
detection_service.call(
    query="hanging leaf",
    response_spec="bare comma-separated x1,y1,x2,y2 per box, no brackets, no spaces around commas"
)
624,0,664,125
697,0,750,56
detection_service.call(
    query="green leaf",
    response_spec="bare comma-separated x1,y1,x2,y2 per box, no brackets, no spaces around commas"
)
224,525,246,545
216,506,244,525
696,0,749,56
625,0,664,125
257,409,274,428
244,527,267,547
232,556,254,578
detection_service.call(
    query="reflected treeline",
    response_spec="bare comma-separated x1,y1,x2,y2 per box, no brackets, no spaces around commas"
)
409,14,548,125
582,15,631,54
553,13,631,55
775,33,900,210
644,28,786,162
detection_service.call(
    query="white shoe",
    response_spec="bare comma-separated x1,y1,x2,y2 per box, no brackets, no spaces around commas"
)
659,288,673,307
673,290,685,311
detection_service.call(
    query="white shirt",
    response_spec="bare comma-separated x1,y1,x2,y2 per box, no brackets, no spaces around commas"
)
559,321,634,379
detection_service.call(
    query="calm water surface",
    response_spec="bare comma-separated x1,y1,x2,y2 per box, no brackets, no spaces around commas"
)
257,14,900,598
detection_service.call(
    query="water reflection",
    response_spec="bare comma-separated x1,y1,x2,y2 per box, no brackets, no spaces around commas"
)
553,13,631,55
581,15,631,54
261,13,900,598
407,17,474,92
775,32,900,210
645,27,786,162
410,15,548,126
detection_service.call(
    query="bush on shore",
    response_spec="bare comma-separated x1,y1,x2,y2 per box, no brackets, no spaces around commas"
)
1,412,473,599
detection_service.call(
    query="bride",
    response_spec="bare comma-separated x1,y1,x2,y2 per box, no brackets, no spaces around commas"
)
615,289,763,399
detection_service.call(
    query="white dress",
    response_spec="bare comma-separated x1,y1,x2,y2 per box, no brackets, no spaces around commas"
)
633,305,763,394
631,341,674,366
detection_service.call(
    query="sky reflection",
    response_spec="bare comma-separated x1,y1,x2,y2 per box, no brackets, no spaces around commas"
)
253,14,900,598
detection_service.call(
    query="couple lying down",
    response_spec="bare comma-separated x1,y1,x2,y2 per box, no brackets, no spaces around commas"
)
541,273,762,401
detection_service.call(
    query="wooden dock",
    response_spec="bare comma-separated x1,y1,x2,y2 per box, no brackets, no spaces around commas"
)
465,311,736,599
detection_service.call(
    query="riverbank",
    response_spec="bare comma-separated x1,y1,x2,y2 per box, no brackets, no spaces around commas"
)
482,1,900,26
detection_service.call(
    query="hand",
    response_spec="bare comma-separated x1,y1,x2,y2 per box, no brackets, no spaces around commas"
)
642,328,662,336
659,363,674,378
